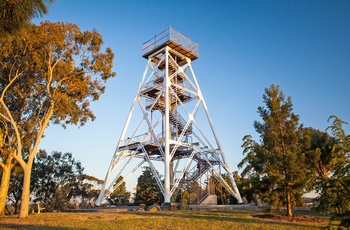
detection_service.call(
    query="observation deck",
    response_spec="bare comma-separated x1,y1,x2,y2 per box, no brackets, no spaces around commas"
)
142,27,199,61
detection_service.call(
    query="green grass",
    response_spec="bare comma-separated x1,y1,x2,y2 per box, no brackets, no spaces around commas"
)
0,210,328,230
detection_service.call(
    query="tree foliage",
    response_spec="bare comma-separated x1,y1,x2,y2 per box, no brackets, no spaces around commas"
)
7,150,102,212
107,176,131,206
30,150,83,211
175,188,198,205
238,84,309,216
304,128,336,179
315,116,350,228
172,181,203,205
134,167,163,206
70,174,103,204
216,172,254,205
0,0,55,37
0,21,115,217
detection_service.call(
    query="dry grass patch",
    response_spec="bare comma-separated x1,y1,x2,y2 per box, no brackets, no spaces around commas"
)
0,210,329,230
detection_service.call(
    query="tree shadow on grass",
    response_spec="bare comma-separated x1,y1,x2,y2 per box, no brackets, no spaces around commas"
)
130,210,325,229
0,223,87,230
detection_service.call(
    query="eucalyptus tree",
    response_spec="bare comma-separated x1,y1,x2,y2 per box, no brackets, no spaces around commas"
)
0,21,115,217
0,127,16,215
0,0,55,37
239,84,309,216
304,128,335,179
30,151,84,211
6,163,23,214
69,174,103,205
6,150,84,213
303,126,347,187
316,116,350,228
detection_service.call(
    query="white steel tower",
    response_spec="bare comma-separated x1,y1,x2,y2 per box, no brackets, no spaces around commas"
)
96,27,242,206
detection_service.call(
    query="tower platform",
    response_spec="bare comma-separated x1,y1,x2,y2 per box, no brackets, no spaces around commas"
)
142,27,199,63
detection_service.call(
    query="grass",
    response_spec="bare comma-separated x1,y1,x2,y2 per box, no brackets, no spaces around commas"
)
0,210,329,230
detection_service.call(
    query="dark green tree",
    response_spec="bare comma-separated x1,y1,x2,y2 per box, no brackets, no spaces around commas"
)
30,150,84,211
315,116,350,228
108,176,131,206
175,187,198,204
68,174,103,204
233,172,254,205
211,172,253,205
172,180,200,205
0,0,55,37
134,167,163,206
304,127,339,179
239,84,309,216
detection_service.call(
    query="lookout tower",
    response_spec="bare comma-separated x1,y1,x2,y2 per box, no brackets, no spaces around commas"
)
96,27,242,206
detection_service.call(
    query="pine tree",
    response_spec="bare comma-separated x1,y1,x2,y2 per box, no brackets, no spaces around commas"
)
134,167,163,206
108,176,131,206
239,84,308,216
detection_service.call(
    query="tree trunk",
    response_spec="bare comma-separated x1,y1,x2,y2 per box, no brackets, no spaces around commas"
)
286,191,293,216
19,164,32,218
0,164,12,215
0,154,15,216
14,199,19,214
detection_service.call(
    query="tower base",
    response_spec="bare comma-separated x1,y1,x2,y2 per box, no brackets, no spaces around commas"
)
161,202,172,211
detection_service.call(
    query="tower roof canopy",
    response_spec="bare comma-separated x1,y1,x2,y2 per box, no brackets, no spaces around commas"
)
142,27,199,61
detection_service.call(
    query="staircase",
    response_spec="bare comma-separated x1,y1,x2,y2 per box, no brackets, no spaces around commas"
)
191,193,209,205
181,162,214,205
160,108,192,134
190,192,218,205
200,195,218,205
187,161,211,181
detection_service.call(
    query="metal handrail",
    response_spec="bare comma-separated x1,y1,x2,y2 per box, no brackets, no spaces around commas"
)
142,27,199,57
123,132,165,146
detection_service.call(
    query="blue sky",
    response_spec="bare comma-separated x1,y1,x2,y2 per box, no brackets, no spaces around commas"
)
34,0,350,190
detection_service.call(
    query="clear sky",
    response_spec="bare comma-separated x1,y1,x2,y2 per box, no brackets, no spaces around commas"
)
34,0,350,191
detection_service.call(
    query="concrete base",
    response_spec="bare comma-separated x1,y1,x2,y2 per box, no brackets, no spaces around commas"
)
189,204,258,211
161,202,172,211
63,206,131,213
201,195,217,205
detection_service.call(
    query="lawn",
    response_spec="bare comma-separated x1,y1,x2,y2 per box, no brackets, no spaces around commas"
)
0,210,328,230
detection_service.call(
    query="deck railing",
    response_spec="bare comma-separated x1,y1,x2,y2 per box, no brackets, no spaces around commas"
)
142,27,199,57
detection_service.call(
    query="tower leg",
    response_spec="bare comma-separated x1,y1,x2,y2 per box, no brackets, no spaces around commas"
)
228,171,243,203
163,46,171,208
